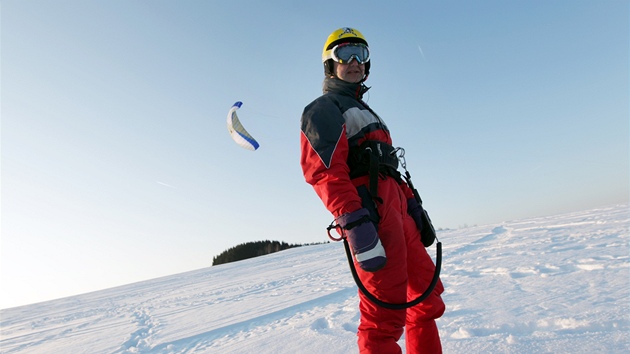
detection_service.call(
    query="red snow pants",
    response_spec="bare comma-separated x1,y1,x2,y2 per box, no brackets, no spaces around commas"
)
353,177,445,354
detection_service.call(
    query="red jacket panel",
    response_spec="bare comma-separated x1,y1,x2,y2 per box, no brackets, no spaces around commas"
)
300,78,393,217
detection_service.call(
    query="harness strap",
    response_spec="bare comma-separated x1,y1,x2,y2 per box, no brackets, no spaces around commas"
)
348,141,400,204
367,147,382,203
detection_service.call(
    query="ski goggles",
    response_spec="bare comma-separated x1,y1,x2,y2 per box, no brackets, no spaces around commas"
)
331,43,370,64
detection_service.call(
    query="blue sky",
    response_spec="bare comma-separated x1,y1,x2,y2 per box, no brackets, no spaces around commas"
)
2,0,628,308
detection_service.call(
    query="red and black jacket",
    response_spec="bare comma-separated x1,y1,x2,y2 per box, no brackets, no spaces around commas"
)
301,77,413,218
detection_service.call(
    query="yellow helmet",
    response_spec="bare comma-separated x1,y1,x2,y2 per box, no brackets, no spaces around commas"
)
322,27,370,77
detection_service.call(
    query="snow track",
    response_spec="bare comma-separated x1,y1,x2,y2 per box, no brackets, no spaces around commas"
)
1,204,628,353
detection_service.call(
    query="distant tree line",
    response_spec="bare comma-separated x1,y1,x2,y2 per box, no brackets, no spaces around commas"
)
212,240,328,266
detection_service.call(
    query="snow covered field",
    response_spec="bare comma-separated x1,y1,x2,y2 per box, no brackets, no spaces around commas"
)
1,204,628,353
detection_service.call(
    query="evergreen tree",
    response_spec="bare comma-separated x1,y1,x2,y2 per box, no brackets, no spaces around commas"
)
212,240,303,266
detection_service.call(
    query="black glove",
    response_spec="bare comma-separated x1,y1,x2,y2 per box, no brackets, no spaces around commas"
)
337,208,386,272
407,198,436,247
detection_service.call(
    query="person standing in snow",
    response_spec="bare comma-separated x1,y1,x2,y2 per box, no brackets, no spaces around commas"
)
300,27,446,354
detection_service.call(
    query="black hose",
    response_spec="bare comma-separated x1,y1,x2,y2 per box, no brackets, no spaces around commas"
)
343,239,442,310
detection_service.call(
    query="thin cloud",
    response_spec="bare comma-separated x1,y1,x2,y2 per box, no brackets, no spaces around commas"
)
417,44,426,60
156,181,175,188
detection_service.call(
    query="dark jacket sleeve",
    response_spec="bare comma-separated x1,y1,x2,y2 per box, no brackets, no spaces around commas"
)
300,96,362,217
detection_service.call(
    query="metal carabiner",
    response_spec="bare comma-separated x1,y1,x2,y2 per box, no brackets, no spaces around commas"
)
392,147,407,171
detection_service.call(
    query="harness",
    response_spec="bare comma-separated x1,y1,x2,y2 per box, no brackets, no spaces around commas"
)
348,140,401,204
329,141,442,310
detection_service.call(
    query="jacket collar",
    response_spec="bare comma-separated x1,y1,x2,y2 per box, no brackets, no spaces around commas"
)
322,77,370,100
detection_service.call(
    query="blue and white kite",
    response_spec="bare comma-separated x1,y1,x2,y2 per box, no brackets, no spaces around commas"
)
226,101,260,151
